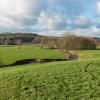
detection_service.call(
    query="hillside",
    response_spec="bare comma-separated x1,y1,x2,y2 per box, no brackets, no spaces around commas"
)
0,59,100,99
0,33,44,44
0,34,100,99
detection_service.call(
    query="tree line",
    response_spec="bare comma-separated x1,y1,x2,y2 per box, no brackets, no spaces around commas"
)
33,36,96,50
0,33,97,50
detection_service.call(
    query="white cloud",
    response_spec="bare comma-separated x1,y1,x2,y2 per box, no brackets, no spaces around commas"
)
72,26,100,37
96,2,100,13
72,16,95,29
48,0,83,17
96,1,100,15
38,11,67,30
0,0,46,29
0,0,45,17
0,0,99,37
0,0,84,33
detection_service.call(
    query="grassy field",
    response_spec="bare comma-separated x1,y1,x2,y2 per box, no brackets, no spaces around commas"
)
0,45,64,65
0,59,100,99
73,50,100,60
0,45,100,99
0,45,100,65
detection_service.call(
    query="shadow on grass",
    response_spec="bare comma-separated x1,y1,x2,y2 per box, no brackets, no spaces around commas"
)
0,58,67,68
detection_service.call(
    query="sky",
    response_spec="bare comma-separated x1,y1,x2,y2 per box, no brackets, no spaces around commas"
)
0,0,100,37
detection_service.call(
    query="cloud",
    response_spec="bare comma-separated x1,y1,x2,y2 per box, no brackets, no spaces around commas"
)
48,0,84,17
37,0,84,31
38,11,67,31
70,26,100,37
0,0,84,32
71,16,95,29
0,0,99,37
96,0,100,15
0,0,46,17
0,0,47,30
0,0,84,30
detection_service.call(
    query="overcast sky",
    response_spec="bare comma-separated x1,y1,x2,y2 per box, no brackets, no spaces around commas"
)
0,0,100,37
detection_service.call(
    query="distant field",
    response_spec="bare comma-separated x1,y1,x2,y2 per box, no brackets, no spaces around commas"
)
0,45,64,65
0,59,100,99
0,45,100,66
73,50,100,60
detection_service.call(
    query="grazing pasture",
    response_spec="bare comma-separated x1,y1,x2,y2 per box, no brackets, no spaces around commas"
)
0,45,64,65
73,50,100,60
0,45,100,66
0,59,100,99
0,45,100,99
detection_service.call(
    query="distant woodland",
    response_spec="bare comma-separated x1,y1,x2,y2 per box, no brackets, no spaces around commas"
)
0,33,99,50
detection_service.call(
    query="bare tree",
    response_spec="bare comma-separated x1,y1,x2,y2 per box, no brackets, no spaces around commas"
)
16,39,22,49
40,37,48,48
79,37,96,50
32,37,41,44
53,33,79,60
47,39,57,49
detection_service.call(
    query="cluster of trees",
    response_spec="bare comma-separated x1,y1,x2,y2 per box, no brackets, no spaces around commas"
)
0,33,96,50
32,35,96,60
34,36,96,50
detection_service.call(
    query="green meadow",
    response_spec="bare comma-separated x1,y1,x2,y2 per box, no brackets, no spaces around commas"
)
73,50,100,60
0,45,64,65
0,45,100,99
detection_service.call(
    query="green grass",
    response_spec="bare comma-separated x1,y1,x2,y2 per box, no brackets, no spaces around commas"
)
73,50,100,60
0,45,100,65
0,45,64,65
0,46,100,99
0,59,100,99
